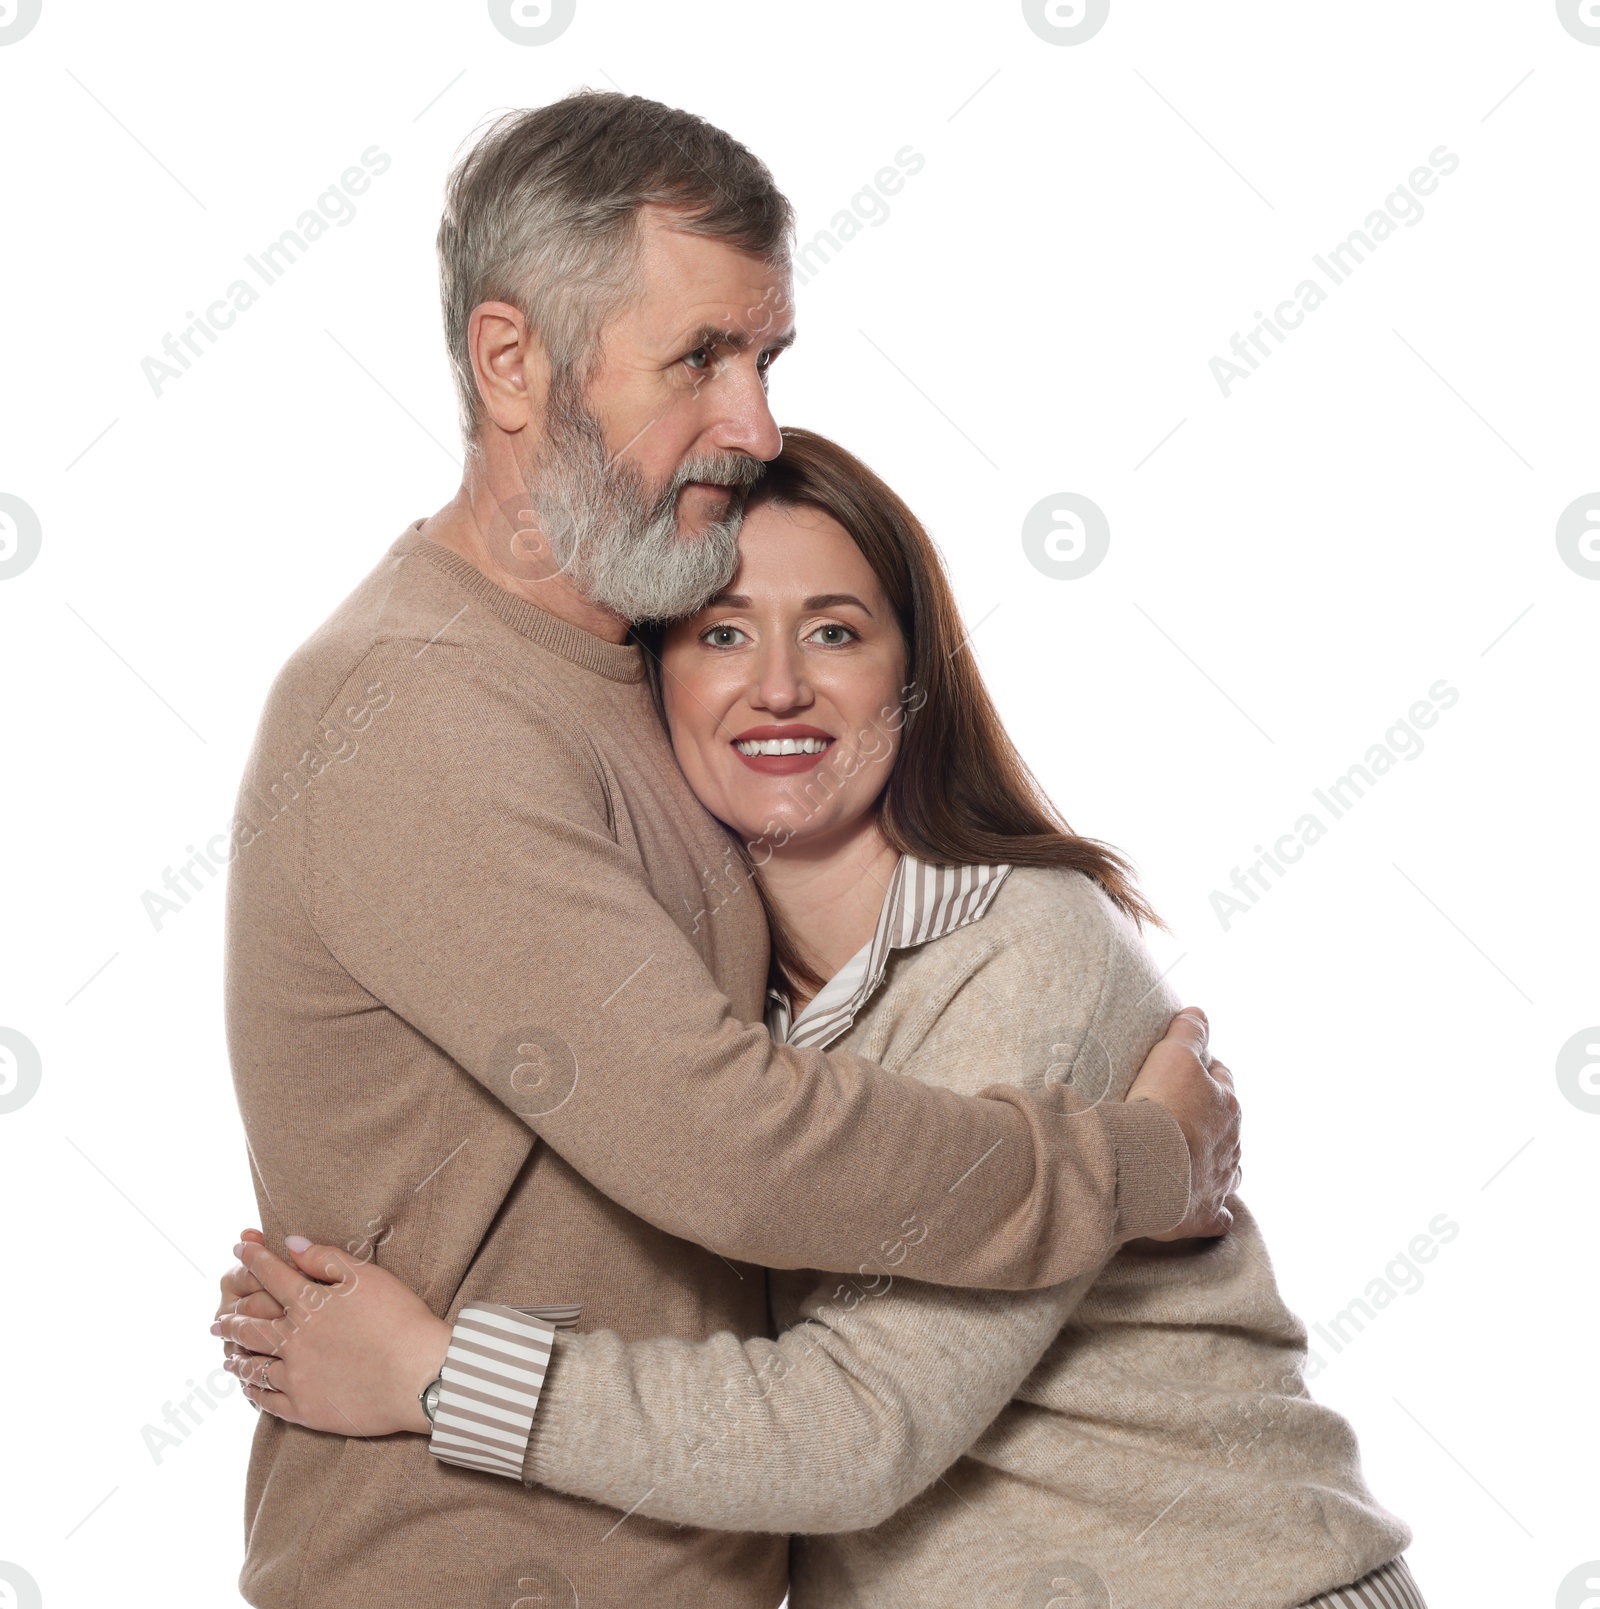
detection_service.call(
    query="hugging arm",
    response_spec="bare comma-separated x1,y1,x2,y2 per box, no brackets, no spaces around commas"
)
215,1228,1084,1531
524,1262,1090,1532
218,932,1223,1527
285,644,1229,1290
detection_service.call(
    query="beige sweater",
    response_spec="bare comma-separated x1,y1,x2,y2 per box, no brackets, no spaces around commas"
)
525,867,1410,1609
224,525,1191,1608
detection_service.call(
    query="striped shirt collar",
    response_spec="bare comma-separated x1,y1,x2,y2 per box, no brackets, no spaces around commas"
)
766,854,1012,1051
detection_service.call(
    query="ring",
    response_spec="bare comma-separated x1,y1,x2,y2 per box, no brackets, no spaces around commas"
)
256,1359,275,1391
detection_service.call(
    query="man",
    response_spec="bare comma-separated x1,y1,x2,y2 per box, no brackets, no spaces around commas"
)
222,90,1240,1608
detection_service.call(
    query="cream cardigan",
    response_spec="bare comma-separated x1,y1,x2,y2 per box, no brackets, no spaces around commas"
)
523,865,1410,1608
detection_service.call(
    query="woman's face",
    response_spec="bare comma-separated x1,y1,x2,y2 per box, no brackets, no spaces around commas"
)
660,500,908,853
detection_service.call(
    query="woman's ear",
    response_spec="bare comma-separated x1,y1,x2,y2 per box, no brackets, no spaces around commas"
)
469,300,550,436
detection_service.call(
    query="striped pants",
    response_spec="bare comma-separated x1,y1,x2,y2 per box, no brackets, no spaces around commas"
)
1302,1556,1427,1608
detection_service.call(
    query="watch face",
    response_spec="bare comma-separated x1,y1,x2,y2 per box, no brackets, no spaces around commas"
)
423,1379,443,1423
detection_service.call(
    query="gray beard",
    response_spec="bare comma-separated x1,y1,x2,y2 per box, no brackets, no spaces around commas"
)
532,386,764,622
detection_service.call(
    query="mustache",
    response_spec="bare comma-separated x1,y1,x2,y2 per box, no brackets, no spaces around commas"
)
653,451,766,508
679,452,767,489
659,453,759,489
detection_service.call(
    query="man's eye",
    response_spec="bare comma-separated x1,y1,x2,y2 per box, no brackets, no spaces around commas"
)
808,624,855,646
684,347,712,371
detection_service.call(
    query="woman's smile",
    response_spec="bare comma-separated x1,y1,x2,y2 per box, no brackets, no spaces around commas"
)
731,723,835,774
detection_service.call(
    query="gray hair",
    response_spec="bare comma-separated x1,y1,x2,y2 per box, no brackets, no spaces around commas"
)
437,90,795,453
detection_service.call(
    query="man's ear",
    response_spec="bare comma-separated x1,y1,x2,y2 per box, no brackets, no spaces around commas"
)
469,300,550,436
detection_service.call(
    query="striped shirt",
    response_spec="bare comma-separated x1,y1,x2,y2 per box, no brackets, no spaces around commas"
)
767,855,1011,1049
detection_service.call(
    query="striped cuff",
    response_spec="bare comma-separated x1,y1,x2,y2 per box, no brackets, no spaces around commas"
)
427,1303,559,1481
1300,1556,1427,1608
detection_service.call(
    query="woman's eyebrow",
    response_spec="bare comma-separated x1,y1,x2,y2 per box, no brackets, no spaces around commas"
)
804,592,873,616
703,591,874,616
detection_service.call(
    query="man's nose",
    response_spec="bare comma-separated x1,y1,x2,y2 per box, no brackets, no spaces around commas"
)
705,357,783,463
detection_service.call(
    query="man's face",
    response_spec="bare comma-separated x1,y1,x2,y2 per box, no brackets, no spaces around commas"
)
521,210,796,622
584,207,793,534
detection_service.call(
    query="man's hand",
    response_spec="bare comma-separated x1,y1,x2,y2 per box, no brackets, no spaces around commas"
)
1126,1007,1242,1240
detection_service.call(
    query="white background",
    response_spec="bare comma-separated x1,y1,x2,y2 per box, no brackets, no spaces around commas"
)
1,2,1596,1605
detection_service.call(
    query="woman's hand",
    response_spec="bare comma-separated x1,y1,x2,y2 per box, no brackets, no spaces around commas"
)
215,1228,273,1346
212,1233,451,1437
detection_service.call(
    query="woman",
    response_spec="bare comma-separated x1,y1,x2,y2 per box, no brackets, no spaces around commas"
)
215,429,1424,1608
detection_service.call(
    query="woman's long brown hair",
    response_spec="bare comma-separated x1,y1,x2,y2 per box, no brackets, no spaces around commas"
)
641,426,1161,994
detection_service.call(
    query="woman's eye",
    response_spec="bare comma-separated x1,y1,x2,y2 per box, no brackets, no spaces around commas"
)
702,624,746,648
807,624,856,647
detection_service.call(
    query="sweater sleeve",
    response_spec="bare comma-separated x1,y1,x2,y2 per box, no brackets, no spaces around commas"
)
525,1270,1093,1532
521,899,1179,1530
301,643,1189,1291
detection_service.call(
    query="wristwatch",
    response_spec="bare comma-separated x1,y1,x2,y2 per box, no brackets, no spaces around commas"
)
419,1374,444,1426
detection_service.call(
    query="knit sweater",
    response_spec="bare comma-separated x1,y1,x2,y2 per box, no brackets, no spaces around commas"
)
523,865,1411,1609
222,523,1192,1608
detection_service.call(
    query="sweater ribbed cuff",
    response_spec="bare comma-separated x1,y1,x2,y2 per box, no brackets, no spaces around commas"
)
428,1304,559,1481
1103,1098,1192,1239
522,1328,574,1486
